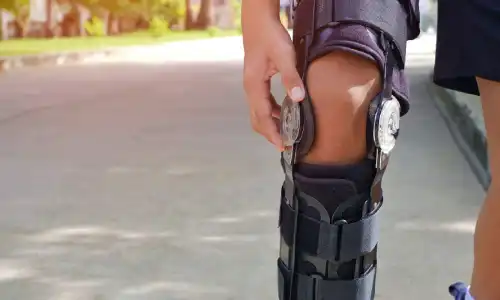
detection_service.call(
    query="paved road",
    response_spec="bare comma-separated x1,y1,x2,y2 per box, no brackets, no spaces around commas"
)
0,35,484,300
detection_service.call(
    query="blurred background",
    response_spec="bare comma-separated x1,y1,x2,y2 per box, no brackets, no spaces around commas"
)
0,0,488,300
0,0,242,55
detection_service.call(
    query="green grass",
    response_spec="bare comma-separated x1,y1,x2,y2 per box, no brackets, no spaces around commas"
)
0,30,241,57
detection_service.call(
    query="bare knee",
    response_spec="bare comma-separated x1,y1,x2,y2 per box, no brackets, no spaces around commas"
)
302,51,381,164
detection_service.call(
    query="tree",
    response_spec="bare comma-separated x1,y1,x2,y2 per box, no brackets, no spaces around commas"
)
72,0,136,34
63,0,186,34
194,0,212,29
0,0,30,37
184,0,194,29
183,0,212,30
72,0,122,14
0,0,28,14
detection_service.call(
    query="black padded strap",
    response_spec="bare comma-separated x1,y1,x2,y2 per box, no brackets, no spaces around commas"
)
293,0,408,66
278,258,376,300
279,195,381,263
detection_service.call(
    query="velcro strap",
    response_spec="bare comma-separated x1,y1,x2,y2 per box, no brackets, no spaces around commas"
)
278,258,376,300
279,195,381,263
293,0,408,65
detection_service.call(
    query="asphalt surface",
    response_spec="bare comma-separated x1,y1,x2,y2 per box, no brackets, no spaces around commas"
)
0,35,485,300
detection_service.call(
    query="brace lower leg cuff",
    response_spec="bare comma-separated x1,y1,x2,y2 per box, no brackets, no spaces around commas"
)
278,160,381,300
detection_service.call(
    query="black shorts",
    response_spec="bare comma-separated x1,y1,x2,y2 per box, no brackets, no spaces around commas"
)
434,0,500,94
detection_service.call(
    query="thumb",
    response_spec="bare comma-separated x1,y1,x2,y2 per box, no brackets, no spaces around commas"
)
273,47,305,102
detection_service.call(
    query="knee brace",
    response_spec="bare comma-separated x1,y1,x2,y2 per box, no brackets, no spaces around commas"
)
277,0,414,299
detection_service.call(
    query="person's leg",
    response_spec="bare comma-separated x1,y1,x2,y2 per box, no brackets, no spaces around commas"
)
466,78,500,300
433,0,500,298
278,49,382,300
302,51,380,164
449,78,500,300
276,1,412,298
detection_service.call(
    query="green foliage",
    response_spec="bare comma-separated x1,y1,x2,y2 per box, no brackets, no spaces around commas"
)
229,0,242,32
73,0,99,12
206,25,220,37
0,0,16,13
150,0,185,27
73,0,130,15
0,0,29,15
99,0,128,11
70,0,185,27
230,0,241,28
148,15,170,37
84,16,106,36
0,0,29,38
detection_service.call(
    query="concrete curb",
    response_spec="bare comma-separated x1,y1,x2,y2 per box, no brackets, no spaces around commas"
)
0,49,119,72
427,73,490,190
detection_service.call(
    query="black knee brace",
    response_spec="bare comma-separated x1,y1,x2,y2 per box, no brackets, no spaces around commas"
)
277,0,418,299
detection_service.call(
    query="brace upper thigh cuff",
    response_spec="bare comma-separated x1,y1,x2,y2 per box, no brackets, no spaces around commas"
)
292,0,412,69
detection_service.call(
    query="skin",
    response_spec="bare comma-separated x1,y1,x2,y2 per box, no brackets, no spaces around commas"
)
241,0,380,163
469,78,500,300
242,1,500,299
303,51,380,164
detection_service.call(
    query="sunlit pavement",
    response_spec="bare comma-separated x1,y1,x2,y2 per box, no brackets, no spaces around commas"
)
0,33,484,300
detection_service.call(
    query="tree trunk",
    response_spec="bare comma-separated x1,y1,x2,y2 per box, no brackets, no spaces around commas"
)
184,0,195,29
45,0,53,37
195,0,213,29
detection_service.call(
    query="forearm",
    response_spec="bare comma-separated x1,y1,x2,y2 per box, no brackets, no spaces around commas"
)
241,0,282,51
241,0,280,31
242,0,280,20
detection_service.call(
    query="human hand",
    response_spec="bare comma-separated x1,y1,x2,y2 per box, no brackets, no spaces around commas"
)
242,18,305,151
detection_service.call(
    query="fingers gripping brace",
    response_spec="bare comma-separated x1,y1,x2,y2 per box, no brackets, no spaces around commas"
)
277,0,406,299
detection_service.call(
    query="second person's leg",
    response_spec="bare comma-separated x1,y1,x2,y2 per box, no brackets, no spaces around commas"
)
469,78,500,300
